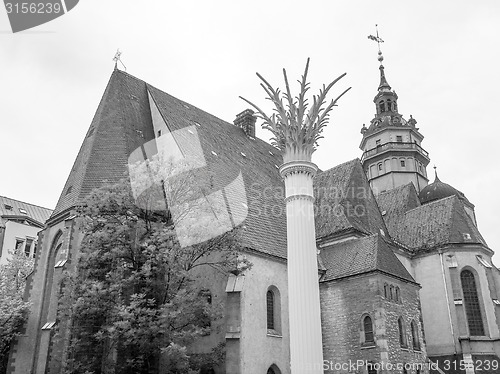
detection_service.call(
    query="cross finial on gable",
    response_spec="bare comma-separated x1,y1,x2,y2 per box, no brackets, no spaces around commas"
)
112,49,127,71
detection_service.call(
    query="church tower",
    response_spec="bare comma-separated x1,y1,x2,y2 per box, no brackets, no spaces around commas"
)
360,48,430,194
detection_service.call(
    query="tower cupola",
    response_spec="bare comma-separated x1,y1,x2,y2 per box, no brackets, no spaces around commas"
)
374,52,399,117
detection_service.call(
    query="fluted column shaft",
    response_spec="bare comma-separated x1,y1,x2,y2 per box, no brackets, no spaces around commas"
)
280,160,324,374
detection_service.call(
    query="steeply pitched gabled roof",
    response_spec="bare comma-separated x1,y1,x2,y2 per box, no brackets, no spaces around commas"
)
314,159,389,240
51,69,288,258
389,195,487,250
52,70,155,218
376,182,421,239
319,234,415,283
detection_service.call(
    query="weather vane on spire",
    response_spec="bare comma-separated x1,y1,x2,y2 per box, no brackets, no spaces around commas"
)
113,49,127,71
368,24,385,64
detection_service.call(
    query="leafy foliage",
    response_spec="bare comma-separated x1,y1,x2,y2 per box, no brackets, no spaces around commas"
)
240,58,351,158
58,177,247,374
0,249,34,373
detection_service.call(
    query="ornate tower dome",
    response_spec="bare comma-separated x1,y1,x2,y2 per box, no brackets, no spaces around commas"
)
419,168,477,226
419,169,472,206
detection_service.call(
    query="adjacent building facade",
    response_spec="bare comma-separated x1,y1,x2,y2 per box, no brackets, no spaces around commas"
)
7,56,500,374
0,196,52,265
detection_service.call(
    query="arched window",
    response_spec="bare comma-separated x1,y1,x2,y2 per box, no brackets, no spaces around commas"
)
267,290,275,330
389,285,394,300
384,283,388,298
398,317,406,347
196,289,212,334
379,101,386,113
395,287,400,302
199,365,215,374
367,362,377,374
267,365,281,374
461,270,485,336
266,287,281,334
363,316,374,343
411,320,420,350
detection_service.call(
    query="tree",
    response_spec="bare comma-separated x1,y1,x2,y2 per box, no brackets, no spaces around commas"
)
57,169,247,373
0,249,34,373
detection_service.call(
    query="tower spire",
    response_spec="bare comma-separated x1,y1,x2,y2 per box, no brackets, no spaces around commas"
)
434,165,441,182
368,25,391,91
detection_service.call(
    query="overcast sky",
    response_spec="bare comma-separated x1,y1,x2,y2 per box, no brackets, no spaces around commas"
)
1,0,499,263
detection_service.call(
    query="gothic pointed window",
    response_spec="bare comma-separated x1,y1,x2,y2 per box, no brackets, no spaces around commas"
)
363,316,374,343
398,317,406,347
267,365,281,374
461,270,485,336
411,320,421,351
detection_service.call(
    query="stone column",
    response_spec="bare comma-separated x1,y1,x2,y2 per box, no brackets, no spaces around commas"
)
280,153,324,373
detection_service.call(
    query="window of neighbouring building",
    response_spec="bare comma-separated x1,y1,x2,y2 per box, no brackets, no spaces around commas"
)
24,238,33,257
15,239,24,252
461,270,485,336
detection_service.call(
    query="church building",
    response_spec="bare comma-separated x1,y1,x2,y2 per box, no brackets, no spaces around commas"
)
7,52,500,374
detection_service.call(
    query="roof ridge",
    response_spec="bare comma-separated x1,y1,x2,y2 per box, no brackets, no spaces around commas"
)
405,194,455,214
0,195,53,211
374,234,415,282
377,182,413,197
113,68,146,84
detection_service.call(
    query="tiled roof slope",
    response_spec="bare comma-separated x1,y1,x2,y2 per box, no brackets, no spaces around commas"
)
146,84,286,258
0,196,53,226
376,183,421,239
390,195,487,250
320,234,415,283
314,159,389,240
52,70,155,217
51,70,287,258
